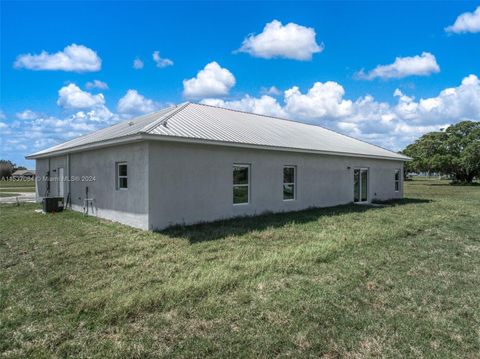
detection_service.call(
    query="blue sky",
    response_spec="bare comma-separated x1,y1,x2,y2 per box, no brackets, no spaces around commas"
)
1,1,480,167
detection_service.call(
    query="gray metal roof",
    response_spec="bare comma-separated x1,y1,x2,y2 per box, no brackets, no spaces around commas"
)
27,102,409,161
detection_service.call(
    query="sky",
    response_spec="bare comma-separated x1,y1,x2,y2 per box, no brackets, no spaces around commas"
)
1,1,480,168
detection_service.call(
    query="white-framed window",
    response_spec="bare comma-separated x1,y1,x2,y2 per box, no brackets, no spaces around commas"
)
116,162,128,190
283,166,296,201
233,164,250,204
394,169,401,192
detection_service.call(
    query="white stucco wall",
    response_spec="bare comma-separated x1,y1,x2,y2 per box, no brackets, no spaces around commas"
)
35,140,404,231
147,141,404,230
35,142,149,229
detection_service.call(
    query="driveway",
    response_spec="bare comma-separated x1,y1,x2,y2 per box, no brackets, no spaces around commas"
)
0,192,36,204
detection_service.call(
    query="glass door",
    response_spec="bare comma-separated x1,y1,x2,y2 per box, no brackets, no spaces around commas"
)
354,168,368,203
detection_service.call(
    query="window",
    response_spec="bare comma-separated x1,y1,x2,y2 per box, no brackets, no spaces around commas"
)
395,169,401,192
117,162,128,190
233,164,249,204
283,166,296,200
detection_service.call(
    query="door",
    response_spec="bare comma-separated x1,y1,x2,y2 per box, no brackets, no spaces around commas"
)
58,167,64,197
354,168,368,203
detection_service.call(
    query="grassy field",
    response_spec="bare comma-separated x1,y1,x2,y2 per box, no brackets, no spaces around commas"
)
1,179,479,358
0,179,35,193
0,193,20,198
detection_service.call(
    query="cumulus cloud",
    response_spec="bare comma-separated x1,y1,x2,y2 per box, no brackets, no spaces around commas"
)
284,81,353,120
183,62,236,98
356,52,440,80
200,74,480,151
117,89,159,117
15,109,40,120
0,110,6,120
201,95,287,118
85,80,109,90
238,20,323,60
153,51,173,68
445,6,480,33
57,84,105,109
394,74,480,123
1,107,119,160
14,44,101,72
133,58,144,69
261,86,281,96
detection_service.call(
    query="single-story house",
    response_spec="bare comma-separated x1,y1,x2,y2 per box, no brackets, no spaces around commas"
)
11,169,36,179
26,102,410,230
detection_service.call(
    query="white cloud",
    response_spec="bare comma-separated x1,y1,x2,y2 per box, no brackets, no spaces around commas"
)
261,86,281,96
14,44,101,72
15,110,40,120
201,95,287,118
183,62,236,99
85,80,109,90
395,74,480,123
133,58,144,69
356,52,440,80
199,74,480,151
57,84,105,109
153,51,173,68
1,108,119,159
0,110,6,120
117,89,159,117
284,81,353,119
445,6,480,33
238,20,323,60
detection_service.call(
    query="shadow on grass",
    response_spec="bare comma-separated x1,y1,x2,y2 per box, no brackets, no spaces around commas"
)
161,198,432,244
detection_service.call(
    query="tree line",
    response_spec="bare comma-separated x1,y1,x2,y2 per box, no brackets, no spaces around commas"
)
402,121,480,183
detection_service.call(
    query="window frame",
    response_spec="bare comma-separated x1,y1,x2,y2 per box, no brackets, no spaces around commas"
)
116,162,128,190
233,164,250,205
283,165,296,201
394,169,401,192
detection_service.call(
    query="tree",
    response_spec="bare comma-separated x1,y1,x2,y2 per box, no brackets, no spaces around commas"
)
402,121,480,183
0,160,15,179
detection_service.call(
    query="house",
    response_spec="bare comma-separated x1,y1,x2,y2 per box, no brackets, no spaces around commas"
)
26,102,410,230
11,169,36,179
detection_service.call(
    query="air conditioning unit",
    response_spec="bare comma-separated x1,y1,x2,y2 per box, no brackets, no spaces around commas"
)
43,197,64,213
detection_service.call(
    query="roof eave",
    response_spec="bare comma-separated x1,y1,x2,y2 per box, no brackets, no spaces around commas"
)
26,132,411,162
141,134,411,161
25,134,144,159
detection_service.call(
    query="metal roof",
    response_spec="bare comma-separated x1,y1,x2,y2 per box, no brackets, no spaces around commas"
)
27,102,410,161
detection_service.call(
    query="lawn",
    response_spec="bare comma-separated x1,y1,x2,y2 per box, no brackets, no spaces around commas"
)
0,193,20,198
1,179,479,358
0,179,35,193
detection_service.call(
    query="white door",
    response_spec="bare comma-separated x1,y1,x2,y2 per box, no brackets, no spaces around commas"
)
354,168,368,203
58,168,64,197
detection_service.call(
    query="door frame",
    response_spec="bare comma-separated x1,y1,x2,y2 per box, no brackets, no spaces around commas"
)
353,167,369,204
58,167,65,198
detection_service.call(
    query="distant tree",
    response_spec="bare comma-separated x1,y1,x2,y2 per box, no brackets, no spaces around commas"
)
15,165,27,171
402,121,480,183
0,160,15,179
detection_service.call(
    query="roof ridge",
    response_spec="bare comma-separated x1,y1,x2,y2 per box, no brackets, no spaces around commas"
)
192,102,403,157
140,102,190,134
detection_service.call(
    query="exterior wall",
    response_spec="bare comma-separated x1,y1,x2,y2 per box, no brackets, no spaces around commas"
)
35,156,67,201
35,158,49,201
148,141,404,230
35,140,404,231
35,142,149,229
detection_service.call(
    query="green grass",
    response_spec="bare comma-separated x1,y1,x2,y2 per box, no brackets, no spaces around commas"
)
0,193,20,198
1,179,479,358
0,180,35,192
